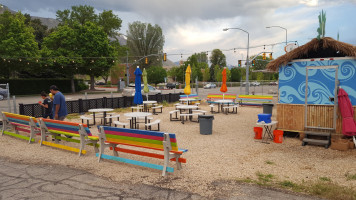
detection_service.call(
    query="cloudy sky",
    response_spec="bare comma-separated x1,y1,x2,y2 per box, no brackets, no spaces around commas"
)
1,0,356,65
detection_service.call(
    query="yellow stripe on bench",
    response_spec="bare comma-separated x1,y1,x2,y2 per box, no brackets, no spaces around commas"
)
207,94,236,99
238,95,273,100
39,140,86,154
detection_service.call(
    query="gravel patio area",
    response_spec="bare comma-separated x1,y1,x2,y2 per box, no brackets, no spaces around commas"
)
1,101,356,198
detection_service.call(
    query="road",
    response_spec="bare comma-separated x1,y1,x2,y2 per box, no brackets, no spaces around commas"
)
0,158,319,200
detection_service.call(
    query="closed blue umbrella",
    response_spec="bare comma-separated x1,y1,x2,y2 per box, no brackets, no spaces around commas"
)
133,66,143,105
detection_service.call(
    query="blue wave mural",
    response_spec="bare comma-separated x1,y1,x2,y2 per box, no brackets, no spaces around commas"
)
279,58,356,105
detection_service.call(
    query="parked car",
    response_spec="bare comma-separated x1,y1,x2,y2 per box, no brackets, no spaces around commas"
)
95,82,105,86
241,82,250,86
251,81,260,86
269,81,278,86
0,88,8,100
203,83,216,89
122,84,162,97
166,83,176,89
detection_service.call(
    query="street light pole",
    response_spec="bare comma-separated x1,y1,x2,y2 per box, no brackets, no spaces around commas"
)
223,27,250,94
126,50,129,86
266,26,288,45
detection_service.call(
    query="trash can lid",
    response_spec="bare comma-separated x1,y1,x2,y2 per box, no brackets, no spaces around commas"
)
262,103,274,106
198,115,214,119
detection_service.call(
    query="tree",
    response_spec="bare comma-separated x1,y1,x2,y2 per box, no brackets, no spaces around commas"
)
209,49,226,67
24,14,49,49
147,66,167,85
230,68,241,82
126,21,165,67
168,65,185,83
202,65,210,82
98,10,122,37
250,55,270,70
196,52,208,63
56,5,97,26
0,11,39,78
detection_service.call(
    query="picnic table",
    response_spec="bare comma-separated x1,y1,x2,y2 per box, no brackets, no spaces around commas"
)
143,100,157,112
124,112,152,129
176,105,199,123
88,108,114,126
213,99,234,113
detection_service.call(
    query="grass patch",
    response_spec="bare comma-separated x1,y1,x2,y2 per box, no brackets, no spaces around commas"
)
319,177,331,182
265,160,275,165
346,173,356,181
237,174,356,200
66,113,80,119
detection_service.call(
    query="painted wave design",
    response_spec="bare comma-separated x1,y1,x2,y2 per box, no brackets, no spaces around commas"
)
279,66,296,81
280,80,334,105
279,85,305,104
339,61,355,81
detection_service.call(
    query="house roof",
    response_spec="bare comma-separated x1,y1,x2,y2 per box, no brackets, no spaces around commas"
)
266,37,356,71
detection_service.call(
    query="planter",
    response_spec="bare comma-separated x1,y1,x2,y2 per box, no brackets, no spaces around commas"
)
330,138,349,151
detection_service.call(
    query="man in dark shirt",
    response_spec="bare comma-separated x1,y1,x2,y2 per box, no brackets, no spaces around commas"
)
39,91,53,119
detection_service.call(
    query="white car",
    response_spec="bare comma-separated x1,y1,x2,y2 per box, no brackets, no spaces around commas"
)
204,83,216,89
122,84,162,97
251,81,260,86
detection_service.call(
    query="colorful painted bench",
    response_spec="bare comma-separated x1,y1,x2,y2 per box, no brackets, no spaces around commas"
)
97,126,187,176
206,93,237,104
1,112,40,143
179,94,200,105
39,118,99,156
237,95,273,106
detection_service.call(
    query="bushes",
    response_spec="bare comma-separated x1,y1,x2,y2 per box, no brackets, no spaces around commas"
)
0,79,86,95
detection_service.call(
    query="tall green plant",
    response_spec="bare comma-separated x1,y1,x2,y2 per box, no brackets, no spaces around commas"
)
316,10,326,40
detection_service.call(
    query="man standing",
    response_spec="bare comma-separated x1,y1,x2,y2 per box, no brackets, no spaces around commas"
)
49,85,68,120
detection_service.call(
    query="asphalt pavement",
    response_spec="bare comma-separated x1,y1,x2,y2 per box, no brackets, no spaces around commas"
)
0,158,320,200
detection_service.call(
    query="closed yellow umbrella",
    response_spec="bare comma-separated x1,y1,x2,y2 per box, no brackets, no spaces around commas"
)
143,68,149,100
184,64,191,96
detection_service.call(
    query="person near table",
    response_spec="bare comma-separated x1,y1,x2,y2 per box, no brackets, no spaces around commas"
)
38,91,53,119
50,85,68,121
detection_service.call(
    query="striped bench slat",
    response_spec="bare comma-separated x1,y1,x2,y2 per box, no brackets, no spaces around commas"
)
2,112,39,143
3,131,35,142
40,140,86,154
96,153,174,173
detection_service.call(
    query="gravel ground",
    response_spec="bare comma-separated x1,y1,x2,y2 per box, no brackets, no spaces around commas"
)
1,101,355,198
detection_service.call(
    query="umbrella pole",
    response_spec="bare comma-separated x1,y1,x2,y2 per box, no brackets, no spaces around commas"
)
223,93,225,100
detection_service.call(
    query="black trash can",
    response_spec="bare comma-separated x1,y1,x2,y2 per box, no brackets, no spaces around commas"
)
262,103,274,115
198,115,214,135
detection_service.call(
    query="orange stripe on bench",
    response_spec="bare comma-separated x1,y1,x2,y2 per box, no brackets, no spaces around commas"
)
111,147,186,163
42,118,88,128
105,130,177,143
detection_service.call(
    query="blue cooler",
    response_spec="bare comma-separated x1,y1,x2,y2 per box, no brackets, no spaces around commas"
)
258,113,272,123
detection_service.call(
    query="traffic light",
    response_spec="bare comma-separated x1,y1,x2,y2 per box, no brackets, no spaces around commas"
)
269,53,273,60
238,60,241,67
252,60,256,66
262,53,266,60
145,57,148,64
163,53,167,61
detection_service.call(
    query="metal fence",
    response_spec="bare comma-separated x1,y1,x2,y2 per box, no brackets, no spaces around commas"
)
19,93,183,118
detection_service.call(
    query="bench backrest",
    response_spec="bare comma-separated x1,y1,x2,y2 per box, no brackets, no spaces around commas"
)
237,95,273,100
207,94,236,99
41,118,92,136
101,126,178,151
2,112,38,127
180,94,198,99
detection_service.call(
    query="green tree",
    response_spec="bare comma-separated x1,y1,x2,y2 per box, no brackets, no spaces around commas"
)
0,11,39,78
230,68,241,82
168,65,185,83
24,14,48,49
126,21,164,67
147,66,167,85
196,52,208,63
209,49,226,67
56,5,97,26
202,65,210,82
98,10,122,37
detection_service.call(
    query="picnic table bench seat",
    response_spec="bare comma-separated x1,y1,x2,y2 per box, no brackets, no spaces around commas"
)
97,126,187,176
39,118,99,156
237,95,273,106
1,112,40,143
179,94,201,105
206,94,236,104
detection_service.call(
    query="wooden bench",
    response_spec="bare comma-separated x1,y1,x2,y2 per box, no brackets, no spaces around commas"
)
206,94,236,104
97,126,187,176
39,119,99,156
237,95,273,106
1,112,40,144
